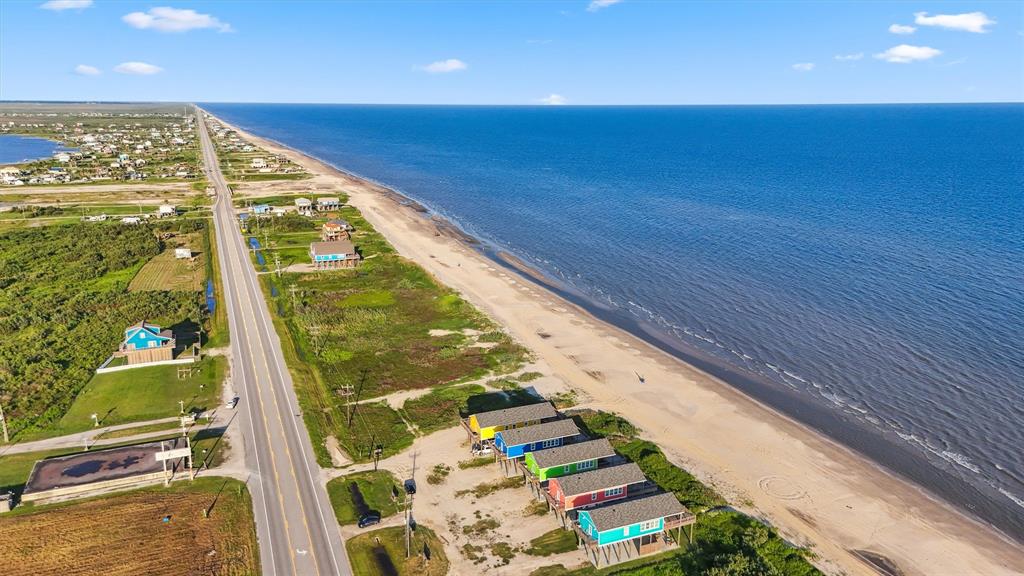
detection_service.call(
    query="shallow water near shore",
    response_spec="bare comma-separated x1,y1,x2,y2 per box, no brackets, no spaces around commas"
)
0,134,72,164
203,103,1024,540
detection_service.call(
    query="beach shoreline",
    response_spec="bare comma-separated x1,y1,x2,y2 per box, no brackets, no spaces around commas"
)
203,108,1024,576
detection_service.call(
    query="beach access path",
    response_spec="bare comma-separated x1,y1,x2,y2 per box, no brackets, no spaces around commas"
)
197,109,350,576
211,112,1024,576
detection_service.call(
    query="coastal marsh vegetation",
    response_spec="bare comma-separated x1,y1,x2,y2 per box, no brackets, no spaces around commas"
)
326,470,405,525
345,525,449,576
0,477,259,576
0,222,219,441
247,195,528,465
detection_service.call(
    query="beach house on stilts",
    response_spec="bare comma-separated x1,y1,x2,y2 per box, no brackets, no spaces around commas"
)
574,492,695,568
462,402,559,451
493,419,581,476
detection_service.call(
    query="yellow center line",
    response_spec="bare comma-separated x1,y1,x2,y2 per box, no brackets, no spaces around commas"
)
233,223,324,573
208,131,299,576
223,199,301,576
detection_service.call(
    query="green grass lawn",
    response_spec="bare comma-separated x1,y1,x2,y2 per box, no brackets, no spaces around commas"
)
0,448,71,494
525,528,579,557
325,470,405,526
346,525,448,576
28,356,226,440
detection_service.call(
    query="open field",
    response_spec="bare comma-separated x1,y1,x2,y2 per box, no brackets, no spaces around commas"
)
326,469,406,525
345,525,448,576
130,233,205,291
0,477,258,576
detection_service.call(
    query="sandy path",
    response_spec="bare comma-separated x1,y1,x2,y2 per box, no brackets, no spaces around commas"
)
207,111,1024,576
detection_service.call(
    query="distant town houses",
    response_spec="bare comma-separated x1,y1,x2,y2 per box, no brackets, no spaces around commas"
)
0,111,198,186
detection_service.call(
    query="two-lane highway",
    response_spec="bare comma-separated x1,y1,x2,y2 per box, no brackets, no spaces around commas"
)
196,108,350,576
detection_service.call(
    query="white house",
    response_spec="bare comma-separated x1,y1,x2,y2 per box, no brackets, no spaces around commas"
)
295,197,313,215
158,204,176,217
55,152,71,163
121,216,141,225
250,157,267,169
174,247,192,259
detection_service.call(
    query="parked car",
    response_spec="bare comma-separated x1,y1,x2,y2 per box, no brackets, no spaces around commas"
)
357,513,380,528
404,479,416,495
471,443,493,457
226,396,239,409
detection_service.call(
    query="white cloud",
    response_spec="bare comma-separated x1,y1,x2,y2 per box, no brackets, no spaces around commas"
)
791,62,815,72
123,7,232,33
874,45,942,64
114,61,163,75
889,24,916,35
419,59,467,73
74,64,100,76
40,0,92,10
587,0,621,12
914,11,995,33
538,94,568,105
834,53,864,61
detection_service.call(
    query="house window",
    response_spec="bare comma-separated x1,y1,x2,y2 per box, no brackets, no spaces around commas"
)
639,519,659,531
541,438,560,448
604,487,624,497
577,459,596,471
148,340,156,348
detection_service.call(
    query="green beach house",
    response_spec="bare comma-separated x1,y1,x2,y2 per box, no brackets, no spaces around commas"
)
523,438,615,481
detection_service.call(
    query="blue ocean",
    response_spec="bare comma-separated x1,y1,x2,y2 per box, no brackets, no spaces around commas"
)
203,103,1024,537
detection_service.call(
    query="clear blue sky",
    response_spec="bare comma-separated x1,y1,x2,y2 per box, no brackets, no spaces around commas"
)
2,1,1021,104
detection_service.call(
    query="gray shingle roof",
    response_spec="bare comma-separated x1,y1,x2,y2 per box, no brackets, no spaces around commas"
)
585,492,689,532
498,419,579,447
553,463,646,497
310,239,355,256
473,402,557,429
531,438,615,470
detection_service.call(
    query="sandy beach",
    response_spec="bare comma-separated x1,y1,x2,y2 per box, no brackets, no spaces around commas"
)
209,111,1024,576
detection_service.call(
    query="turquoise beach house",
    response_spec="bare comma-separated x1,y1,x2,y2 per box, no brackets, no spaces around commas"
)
575,492,694,567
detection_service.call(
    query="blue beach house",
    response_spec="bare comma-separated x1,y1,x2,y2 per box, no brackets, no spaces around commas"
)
494,419,580,475
119,321,176,365
575,492,694,567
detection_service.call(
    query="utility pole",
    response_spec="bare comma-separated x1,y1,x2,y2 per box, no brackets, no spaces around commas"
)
274,252,282,278
179,400,185,415
338,384,355,426
288,284,299,312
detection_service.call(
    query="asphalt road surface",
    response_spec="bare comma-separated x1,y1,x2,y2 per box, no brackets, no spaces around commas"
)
197,108,350,576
